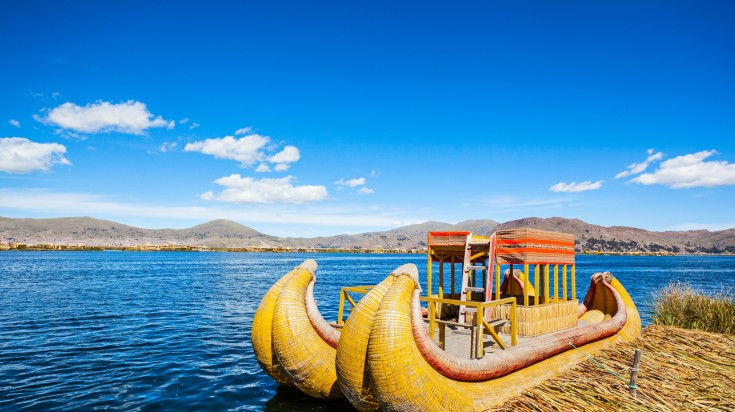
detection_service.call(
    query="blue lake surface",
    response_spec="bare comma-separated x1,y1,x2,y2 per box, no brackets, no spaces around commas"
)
1,251,734,411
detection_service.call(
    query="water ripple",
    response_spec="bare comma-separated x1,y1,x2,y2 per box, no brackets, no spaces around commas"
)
1,251,734,410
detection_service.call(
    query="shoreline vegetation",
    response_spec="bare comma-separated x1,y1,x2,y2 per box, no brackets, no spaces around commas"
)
2,216,735,255
652,282,735,335
1,243,733,256
494,283,735,411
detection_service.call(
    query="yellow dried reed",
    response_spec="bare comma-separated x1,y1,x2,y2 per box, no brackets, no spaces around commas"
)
492,325,735,411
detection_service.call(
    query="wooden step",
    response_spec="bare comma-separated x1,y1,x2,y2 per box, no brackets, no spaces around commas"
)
466,265,487,271
486,319,508,328
465,286,484,293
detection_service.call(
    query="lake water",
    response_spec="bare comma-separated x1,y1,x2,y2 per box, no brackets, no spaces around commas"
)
1,251,733,411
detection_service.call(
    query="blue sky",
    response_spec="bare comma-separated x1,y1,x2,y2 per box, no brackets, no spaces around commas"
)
1,1,734,237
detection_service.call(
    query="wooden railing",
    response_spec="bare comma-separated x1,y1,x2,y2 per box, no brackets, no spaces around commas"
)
334,285,518,360
336,285,374,325
423,295,518,359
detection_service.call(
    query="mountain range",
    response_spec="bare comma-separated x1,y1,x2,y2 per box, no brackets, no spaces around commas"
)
1,216,734,254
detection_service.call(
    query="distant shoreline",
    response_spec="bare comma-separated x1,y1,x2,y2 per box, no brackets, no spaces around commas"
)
1,247,732,257
3,216,734,256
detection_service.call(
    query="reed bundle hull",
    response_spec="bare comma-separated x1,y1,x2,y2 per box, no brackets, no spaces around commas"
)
252,231,641,410
335,264,640,411
251,260,343,399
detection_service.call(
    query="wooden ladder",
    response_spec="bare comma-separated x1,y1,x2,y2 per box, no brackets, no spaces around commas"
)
457,233,490,324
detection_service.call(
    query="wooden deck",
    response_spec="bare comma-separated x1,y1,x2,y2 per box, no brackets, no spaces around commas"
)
426,319,586,359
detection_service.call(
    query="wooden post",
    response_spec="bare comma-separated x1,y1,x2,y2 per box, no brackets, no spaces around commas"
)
544,264,550,304
534,264,540,306
523,263,530,306
495,263,500,300
337,289,346,324
439,259,444,298
562,265,568,301
428,297,436,339
510,300,518,346
629,349,642,398
554,264,559,302
428,250,435,338
427,249,433,297
438,286,443,322
439,323,446,350
469,324,475,359
451,256,456,297
571,264,576,301
476,304,483,359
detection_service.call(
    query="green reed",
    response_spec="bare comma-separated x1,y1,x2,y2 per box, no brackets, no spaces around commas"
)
652,282,735,335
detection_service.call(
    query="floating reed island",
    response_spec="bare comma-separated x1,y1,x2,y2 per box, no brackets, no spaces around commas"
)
252,228,653,410
494,283,735,411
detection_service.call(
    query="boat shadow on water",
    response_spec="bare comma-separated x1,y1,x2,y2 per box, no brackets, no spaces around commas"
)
265,386,355,411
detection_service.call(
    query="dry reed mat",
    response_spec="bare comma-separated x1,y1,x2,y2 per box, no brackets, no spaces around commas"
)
492,325,735,411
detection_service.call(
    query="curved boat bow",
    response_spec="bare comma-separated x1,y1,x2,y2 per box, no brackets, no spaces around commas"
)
252,260,343,399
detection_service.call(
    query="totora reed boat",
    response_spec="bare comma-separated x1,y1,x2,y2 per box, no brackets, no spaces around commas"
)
252,228,641,411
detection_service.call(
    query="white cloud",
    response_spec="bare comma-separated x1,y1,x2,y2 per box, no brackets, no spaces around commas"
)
179,118,189,125
202,174,328,204
185,131,303,171
190,122,200,130
335,177,366,187
159,141,178,153
9,119,20,128
235,127,253,135
335,176,374,194
268,145,300,171
269,145,300,164
38,100,173,135
615,149,664,179
630,150,735,188
0,137,71,173
549,180,603,192
184,134,269,166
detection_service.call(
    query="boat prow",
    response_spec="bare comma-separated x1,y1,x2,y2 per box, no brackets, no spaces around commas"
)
251,259,343,399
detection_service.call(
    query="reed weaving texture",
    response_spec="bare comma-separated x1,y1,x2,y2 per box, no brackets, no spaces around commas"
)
253,260,344,399
487,301,579,337
251,265,299,387
428,231,470,247
335,273,399,411
496,228,575,265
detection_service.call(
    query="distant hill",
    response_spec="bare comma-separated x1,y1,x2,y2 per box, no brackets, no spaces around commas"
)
281,219,500,250
497,217,735,255
1,216,734,254
0,216,278,248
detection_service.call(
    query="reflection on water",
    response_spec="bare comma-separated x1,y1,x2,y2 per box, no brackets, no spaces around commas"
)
265,386,355,411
